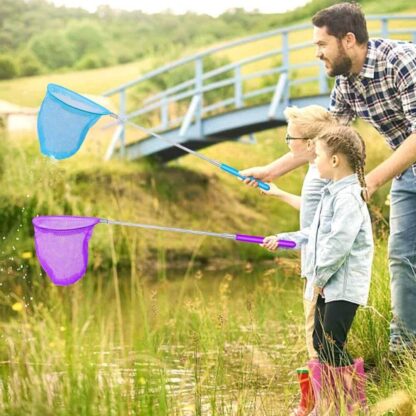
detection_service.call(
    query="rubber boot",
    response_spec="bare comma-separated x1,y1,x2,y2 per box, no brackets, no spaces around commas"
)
333,359,368,415
353,358,368,414
290,367,315,416
308,360,340,415
307,359,322,416
333,364,353,414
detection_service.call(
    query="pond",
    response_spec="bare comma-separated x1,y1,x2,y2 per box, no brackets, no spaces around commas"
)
0,259,307,415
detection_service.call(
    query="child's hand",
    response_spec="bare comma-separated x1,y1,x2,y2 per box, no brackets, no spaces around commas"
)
260,182,283,197
314,286,324,297
261,235,279,251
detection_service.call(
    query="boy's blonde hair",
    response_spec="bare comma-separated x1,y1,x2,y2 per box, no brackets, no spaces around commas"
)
284,105,337,139
316,125,368,201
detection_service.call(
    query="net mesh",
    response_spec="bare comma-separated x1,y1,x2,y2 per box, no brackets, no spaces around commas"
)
32,216,100,286
37,84,111,160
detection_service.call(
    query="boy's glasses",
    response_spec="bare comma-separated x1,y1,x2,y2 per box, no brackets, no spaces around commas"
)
285,134,309,144
285,134,308,145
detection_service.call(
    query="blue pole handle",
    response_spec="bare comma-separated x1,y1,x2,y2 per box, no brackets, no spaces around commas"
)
220,163,270,191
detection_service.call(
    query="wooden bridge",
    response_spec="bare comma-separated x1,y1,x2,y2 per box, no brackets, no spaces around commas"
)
102,15,416,162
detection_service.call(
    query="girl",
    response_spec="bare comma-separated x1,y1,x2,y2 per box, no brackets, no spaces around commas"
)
257,105,336,416
263,125,373,414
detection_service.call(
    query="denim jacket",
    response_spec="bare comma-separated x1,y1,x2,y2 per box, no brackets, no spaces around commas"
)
300,164,329,278
278,174,374,305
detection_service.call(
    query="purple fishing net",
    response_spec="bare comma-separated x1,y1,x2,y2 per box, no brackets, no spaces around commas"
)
32,216,100,286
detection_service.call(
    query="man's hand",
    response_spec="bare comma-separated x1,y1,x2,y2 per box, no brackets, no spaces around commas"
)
364,175,379,200
239,166,270,187
365,181,378,200
364,132,416,200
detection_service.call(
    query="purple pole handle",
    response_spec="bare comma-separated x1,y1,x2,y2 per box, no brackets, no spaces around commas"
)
277,239,297,249
235,234,296,248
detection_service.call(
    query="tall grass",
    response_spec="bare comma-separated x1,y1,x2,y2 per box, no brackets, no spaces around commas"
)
0,238,306,414
0,133,304,414
2,232,415,415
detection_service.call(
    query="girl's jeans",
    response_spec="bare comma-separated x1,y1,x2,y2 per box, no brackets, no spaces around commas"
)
389,167,416,352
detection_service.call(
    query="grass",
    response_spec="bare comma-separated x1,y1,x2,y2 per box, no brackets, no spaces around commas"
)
1,212,416,415
0,60,154,108
0,225,305,415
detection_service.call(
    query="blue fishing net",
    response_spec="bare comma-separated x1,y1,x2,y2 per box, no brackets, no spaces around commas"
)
37,83,112,159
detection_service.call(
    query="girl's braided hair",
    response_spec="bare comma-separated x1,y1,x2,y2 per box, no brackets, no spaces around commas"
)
316,125,368,201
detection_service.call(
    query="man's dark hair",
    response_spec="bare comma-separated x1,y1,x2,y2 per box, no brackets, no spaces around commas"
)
312,2,369,45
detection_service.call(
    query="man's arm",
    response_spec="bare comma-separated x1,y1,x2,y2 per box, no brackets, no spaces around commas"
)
367,46,416,196
239,151,309,185
366,132,416,197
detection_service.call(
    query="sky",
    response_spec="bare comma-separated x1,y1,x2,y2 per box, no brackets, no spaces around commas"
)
49,0,311,15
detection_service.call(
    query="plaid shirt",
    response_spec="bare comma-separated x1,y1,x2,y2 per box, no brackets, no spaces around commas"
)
330,39,416,155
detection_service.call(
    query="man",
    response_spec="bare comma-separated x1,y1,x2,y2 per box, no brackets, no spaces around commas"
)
241,2,416,354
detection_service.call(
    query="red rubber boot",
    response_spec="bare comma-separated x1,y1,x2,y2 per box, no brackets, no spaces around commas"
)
291,367,315,416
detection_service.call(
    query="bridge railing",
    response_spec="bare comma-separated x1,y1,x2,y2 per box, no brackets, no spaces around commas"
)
102,14,416,160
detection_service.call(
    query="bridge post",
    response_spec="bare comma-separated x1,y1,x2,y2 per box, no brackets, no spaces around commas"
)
234,65,243,108
281,30,290,103
319,62,328,94
195,58,203,136
179,95,201,137
161,97,169,129
268,72,288,119
119,89,126,157
381,17,388,38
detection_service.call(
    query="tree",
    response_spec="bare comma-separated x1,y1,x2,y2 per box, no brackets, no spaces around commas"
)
29,31,76,70
0,55,17,79
18,50,43,76
65,21,106,61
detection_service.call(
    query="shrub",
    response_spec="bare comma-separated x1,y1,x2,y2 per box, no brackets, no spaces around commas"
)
18,51,43,77
29,31,76,70
0,55,17,79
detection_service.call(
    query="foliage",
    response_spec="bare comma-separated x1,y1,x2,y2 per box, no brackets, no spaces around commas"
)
65,21,106,61
3,0,412,80
29,30,76,70
17,50,43,76
0,54,17,80
75,53,110,70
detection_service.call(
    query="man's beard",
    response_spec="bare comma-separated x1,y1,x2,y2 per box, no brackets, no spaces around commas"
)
326,44,352,77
